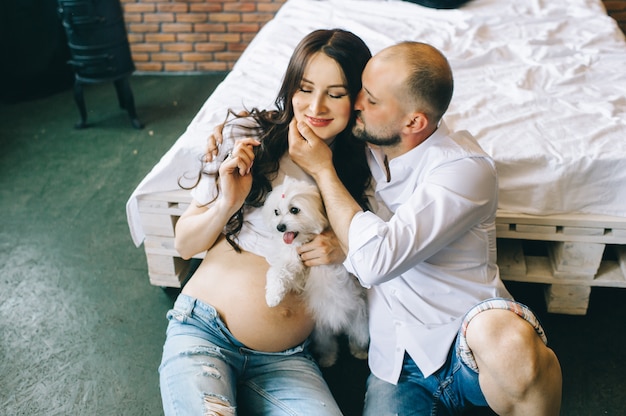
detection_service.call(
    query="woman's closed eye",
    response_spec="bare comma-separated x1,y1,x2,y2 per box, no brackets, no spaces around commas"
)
329,92,348,99
298,86,348,100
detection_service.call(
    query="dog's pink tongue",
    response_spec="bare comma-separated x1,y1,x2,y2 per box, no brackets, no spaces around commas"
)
283,232,296,245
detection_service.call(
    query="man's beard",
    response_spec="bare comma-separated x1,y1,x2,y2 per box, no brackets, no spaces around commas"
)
352,113,401,147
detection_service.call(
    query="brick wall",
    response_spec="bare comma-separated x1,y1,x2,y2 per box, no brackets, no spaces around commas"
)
122,0,286,72
122,0,626,74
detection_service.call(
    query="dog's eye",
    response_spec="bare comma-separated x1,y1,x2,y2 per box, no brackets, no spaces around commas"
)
274,209,280,216
289,207,300,215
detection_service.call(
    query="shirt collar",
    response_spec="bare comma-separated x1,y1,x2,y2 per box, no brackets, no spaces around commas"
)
367,120,449,182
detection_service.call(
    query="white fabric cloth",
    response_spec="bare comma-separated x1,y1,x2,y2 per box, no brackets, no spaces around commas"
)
126,0,626,246
345,122,511,382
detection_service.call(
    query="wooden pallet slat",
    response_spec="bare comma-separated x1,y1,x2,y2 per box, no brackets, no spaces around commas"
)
515,224,557,235
139,212,176,237
496,210,626,230
144,236,177,256
145,252,190,288
496,210,626,245
544,284,591,315
526,256,557,283
616,229,626,239
548,241,604,279
495,239,526,276
561,226,605,236
593,260,626,288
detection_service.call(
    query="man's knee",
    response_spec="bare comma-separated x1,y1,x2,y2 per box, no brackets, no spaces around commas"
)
467,309,549,388
467,309,562,415
467,308,539,349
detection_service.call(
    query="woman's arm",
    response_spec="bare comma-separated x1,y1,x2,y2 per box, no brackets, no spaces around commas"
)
175,137,260,259
174,198,236,260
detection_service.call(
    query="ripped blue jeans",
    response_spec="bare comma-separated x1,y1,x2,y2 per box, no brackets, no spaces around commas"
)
159,294,342,416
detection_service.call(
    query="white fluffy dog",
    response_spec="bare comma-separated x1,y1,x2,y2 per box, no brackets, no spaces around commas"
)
262,176,369,367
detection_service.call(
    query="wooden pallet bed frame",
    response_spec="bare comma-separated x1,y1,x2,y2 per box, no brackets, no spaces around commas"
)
137,189,626,315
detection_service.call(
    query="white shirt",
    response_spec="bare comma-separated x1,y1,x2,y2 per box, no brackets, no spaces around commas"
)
345,121,511,382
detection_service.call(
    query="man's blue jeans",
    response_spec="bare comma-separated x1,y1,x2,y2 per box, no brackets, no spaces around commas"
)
363,337,489,416
159,294,342,416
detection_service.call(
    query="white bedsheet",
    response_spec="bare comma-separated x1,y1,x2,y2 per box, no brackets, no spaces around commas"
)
126,0,626,246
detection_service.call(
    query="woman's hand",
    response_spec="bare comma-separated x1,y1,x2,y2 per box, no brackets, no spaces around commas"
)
205,110,251,162
297,229,346,267
217,137,260,212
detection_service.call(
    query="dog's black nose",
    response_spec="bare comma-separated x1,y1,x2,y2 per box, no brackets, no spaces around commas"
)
276,224,286,232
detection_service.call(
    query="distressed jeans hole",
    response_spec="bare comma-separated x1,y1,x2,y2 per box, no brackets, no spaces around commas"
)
201,363,222,379
203,393,235,416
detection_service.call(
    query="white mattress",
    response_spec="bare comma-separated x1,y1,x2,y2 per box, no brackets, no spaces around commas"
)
126,0,626,246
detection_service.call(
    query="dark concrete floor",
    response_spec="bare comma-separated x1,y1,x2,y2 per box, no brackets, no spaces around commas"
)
1,74,625,415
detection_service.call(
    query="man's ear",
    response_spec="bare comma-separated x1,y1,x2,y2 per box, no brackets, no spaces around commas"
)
406,112,428,133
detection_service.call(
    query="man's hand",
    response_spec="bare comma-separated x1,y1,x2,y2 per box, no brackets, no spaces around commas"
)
298,229,346,267
205,122,225,162
288,119,334,178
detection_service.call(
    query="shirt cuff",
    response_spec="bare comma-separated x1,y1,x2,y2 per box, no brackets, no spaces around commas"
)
343,210,385,287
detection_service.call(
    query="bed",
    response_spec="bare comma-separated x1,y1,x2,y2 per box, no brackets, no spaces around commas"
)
126,0,626,315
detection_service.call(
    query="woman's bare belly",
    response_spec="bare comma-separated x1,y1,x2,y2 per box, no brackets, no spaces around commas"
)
181,237,315,352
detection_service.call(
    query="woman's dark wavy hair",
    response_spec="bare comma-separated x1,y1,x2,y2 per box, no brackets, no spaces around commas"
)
205,29,371,251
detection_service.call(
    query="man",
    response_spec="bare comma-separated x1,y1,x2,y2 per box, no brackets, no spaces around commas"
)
289,41,562,415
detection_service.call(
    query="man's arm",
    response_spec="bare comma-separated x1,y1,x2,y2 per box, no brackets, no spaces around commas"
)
287,119,362,253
